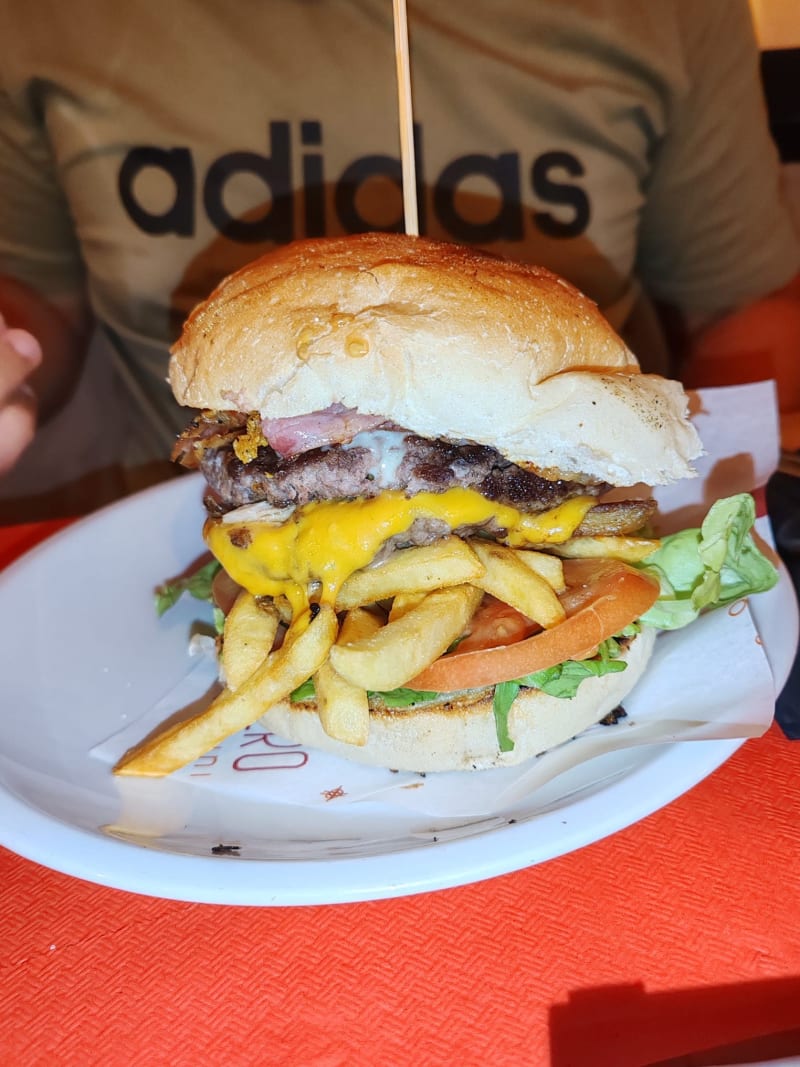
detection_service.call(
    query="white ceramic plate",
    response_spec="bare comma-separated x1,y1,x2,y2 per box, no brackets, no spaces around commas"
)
0,475,796,906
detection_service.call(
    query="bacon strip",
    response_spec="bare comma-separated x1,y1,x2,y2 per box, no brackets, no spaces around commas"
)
172,406,387,468
171,411,245,467
261,404,387,457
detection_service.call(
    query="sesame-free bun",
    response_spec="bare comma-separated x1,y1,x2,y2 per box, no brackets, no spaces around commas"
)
258,626,655,773
170,233,702,486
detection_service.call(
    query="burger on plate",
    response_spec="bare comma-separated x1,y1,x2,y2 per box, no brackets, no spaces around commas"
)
115,232,775,778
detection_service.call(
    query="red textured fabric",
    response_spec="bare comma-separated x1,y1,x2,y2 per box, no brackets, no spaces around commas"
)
2,522,799,1067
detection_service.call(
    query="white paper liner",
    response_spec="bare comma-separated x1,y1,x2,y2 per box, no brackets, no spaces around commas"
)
652,380,780,532
92,383,786,820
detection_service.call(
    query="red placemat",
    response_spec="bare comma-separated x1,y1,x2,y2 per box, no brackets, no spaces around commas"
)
0,516,72,570
2,521,800,1067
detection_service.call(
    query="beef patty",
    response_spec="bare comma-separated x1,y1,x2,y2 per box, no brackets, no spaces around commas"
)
175,417,655,537
198,429,607,513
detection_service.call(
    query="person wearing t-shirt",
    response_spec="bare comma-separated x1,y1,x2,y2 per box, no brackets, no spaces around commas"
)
0,0,798,515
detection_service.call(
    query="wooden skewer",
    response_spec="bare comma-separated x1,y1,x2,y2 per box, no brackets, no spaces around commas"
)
392,0,419,236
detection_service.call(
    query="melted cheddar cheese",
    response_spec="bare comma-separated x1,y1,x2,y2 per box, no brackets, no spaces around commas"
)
205,488,594,614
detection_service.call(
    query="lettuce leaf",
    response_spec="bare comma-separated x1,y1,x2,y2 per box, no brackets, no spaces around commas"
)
635,493,778,630
155,559,224,632
290,678,317,702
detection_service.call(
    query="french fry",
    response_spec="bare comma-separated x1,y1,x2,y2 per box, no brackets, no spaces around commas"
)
338,605,385,642
114,604,338,777
388,591,427,622
314,608,383,746
512,547,565,592
547,535,659,563
314,661,370,745
330,583,483,691
470,540,566,627
335,537,484,611
221,591,280,691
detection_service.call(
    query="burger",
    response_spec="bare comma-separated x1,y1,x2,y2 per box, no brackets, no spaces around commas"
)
116,232,774,778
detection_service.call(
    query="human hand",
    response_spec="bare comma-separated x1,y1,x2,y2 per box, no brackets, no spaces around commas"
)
0,313,42,475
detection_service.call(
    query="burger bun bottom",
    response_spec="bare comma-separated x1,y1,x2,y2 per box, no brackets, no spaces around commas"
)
258,626,656,772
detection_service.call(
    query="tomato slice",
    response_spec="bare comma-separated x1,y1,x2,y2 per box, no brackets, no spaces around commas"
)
409,558,660,692
453,595,540,654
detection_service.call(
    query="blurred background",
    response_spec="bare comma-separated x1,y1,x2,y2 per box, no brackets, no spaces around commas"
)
751,0,800,229
750,0,800,48
0,0,797,524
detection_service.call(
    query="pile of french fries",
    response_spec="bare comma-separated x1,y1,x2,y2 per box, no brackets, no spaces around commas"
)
115,533,655,777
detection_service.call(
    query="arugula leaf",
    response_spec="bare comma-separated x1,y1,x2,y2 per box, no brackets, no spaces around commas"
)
514,635,629,699
517,657,628,700
289,680,439,707
636,493,778,630
155,559,222,617
492,682,519,752
491,635,634,750
372,687,440,708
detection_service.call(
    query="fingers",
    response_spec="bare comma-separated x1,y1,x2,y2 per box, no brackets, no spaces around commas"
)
0,326,42,401
0,384,37,475
0,326,42,475
5,327,42,362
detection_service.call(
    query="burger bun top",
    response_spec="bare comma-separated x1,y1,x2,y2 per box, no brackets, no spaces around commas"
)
169,233,702,486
